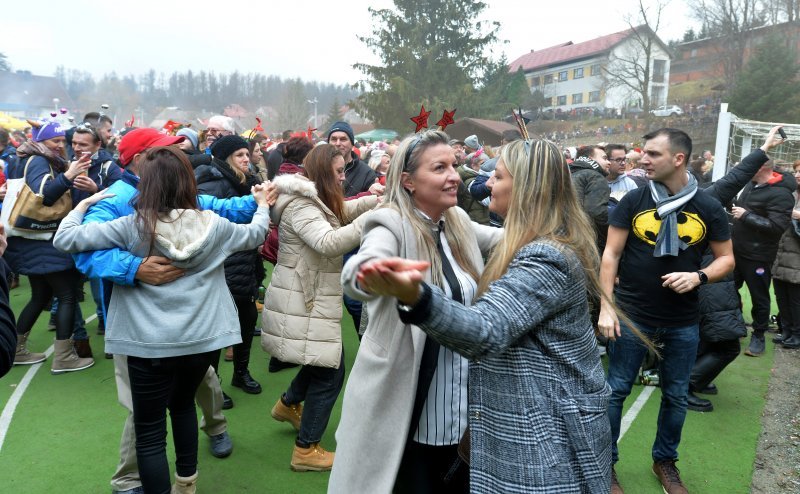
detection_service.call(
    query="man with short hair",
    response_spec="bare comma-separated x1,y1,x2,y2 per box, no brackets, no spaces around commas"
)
327,121,377,197
599,128,735,494
83,111,114,145
72,128,259,494
570,145,611,249
605,144,639,195
731,159,796,356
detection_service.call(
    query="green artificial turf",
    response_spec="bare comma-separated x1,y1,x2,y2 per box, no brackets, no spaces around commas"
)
0,276,776,493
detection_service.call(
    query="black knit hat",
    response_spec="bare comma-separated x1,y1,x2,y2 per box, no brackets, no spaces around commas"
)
327,121,355,145
210,135,249,161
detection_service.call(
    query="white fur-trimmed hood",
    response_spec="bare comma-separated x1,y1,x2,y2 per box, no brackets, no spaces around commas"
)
270,173,318,224
154,209,217,262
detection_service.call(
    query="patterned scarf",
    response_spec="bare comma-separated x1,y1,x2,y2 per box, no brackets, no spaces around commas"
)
648,172,698,257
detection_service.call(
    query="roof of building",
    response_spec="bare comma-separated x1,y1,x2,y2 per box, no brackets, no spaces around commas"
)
0,71,74,115
509,27,647,73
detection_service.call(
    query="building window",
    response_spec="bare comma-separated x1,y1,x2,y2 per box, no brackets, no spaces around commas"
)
557,95,567,106
573,68,584,79
531,76,540,86
572,93,583,104
544,74,553,84
653,59,666,83
558,70,568,82
588,90,601,103
590,64,601,76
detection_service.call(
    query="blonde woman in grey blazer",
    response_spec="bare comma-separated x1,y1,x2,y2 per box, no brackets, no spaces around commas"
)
331,130,501,493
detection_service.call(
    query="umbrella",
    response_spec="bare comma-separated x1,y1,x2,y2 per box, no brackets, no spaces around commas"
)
0,112,29,130
354,129,398,142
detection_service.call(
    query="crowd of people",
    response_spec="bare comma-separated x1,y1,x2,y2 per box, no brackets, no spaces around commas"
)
0,108,797,494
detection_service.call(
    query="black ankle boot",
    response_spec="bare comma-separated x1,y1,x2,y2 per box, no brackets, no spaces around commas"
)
782,334,800,349
231,369,262,394
222,390,234,410
268,356,300,373
687,391,713,412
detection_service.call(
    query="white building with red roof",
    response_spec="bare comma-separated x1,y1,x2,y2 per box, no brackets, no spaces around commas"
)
509,26,672,115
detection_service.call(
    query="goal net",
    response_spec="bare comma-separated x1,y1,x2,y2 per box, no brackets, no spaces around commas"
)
713,103,800,181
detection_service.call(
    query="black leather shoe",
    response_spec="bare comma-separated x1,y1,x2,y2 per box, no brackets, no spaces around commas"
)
268,356,300,373
231,370,262,394
222,391,234,410
773,333,786,344
687,391,713,412
698,383,718,395
782,335,800,349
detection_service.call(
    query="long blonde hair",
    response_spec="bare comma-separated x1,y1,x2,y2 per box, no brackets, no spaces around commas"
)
382,130,479,287
479,139,599,294
480,139,656,351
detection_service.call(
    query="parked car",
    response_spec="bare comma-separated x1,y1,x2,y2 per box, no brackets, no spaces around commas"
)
651,105,684,117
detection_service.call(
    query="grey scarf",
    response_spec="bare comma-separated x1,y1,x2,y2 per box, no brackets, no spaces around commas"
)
648,172,698,257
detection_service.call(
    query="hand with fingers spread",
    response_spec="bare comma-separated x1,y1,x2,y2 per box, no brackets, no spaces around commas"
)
75,192,116,213
356,257,430,305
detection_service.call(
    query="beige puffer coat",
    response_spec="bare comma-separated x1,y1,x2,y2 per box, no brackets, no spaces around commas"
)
261,173,378,368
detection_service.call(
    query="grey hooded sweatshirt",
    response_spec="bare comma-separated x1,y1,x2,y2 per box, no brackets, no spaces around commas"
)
54,206,269,358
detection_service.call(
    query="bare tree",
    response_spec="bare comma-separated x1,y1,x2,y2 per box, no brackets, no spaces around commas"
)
602,0,668,114
690,0,768,91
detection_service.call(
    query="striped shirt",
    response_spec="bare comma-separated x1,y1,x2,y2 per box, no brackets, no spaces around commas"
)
413,220,474,446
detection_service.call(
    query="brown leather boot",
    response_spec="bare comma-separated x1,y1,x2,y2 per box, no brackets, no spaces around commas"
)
271,397,303,430
73,338,93,358
14,332,46,365
51,339,94,374
291,443,334,472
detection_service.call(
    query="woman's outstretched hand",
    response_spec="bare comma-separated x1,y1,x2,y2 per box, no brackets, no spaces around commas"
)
357,257,430,305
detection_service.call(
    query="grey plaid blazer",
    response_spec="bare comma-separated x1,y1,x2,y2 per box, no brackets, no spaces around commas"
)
403,240,612,493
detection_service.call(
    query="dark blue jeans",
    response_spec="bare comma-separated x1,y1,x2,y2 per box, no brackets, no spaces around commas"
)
128,350,219,494
284,350,345,446
606,320,699,463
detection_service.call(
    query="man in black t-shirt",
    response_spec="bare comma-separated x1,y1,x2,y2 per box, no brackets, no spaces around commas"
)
598,128,735,494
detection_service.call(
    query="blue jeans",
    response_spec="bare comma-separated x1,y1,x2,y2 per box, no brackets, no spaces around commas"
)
606,320,699,463
284,350,345,446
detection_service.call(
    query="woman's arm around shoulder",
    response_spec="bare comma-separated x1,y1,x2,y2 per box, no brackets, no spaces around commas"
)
219,206,270,254
54,209,135,253
343,194,379,223
289,198,365,258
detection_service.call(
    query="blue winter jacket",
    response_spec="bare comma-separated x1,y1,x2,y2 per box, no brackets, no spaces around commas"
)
4,155,76,275
72,170,258,287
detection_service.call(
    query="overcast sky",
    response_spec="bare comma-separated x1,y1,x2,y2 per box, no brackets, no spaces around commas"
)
4,0,694,86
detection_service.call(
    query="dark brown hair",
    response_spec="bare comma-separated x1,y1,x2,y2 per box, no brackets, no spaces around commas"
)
303,144,346,223
133,146,199,254
283,135,314,164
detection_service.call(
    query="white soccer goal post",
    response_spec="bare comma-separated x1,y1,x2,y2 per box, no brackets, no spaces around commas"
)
713,103,800,181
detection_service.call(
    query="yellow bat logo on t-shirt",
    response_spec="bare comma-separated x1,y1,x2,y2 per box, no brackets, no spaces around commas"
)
631,209,707,246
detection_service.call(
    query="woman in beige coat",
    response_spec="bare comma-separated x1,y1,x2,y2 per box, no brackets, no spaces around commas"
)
261,144,378,472
329,130,502,493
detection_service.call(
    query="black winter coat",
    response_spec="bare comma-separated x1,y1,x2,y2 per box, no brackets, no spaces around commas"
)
0,259,17,378
195,159,265,299
343,153,377,197
697,148,769,341
731,168,797,262
569,156,609,248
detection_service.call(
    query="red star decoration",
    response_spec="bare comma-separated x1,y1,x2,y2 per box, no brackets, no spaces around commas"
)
410,105,431,133
436,109,457,131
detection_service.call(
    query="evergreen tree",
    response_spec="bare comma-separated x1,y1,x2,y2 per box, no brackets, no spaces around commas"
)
324,98,344,132
729,35,800,122
0,52,9,71
355,0,499,130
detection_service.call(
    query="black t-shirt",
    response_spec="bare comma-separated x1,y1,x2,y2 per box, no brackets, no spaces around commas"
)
609,186,730,327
